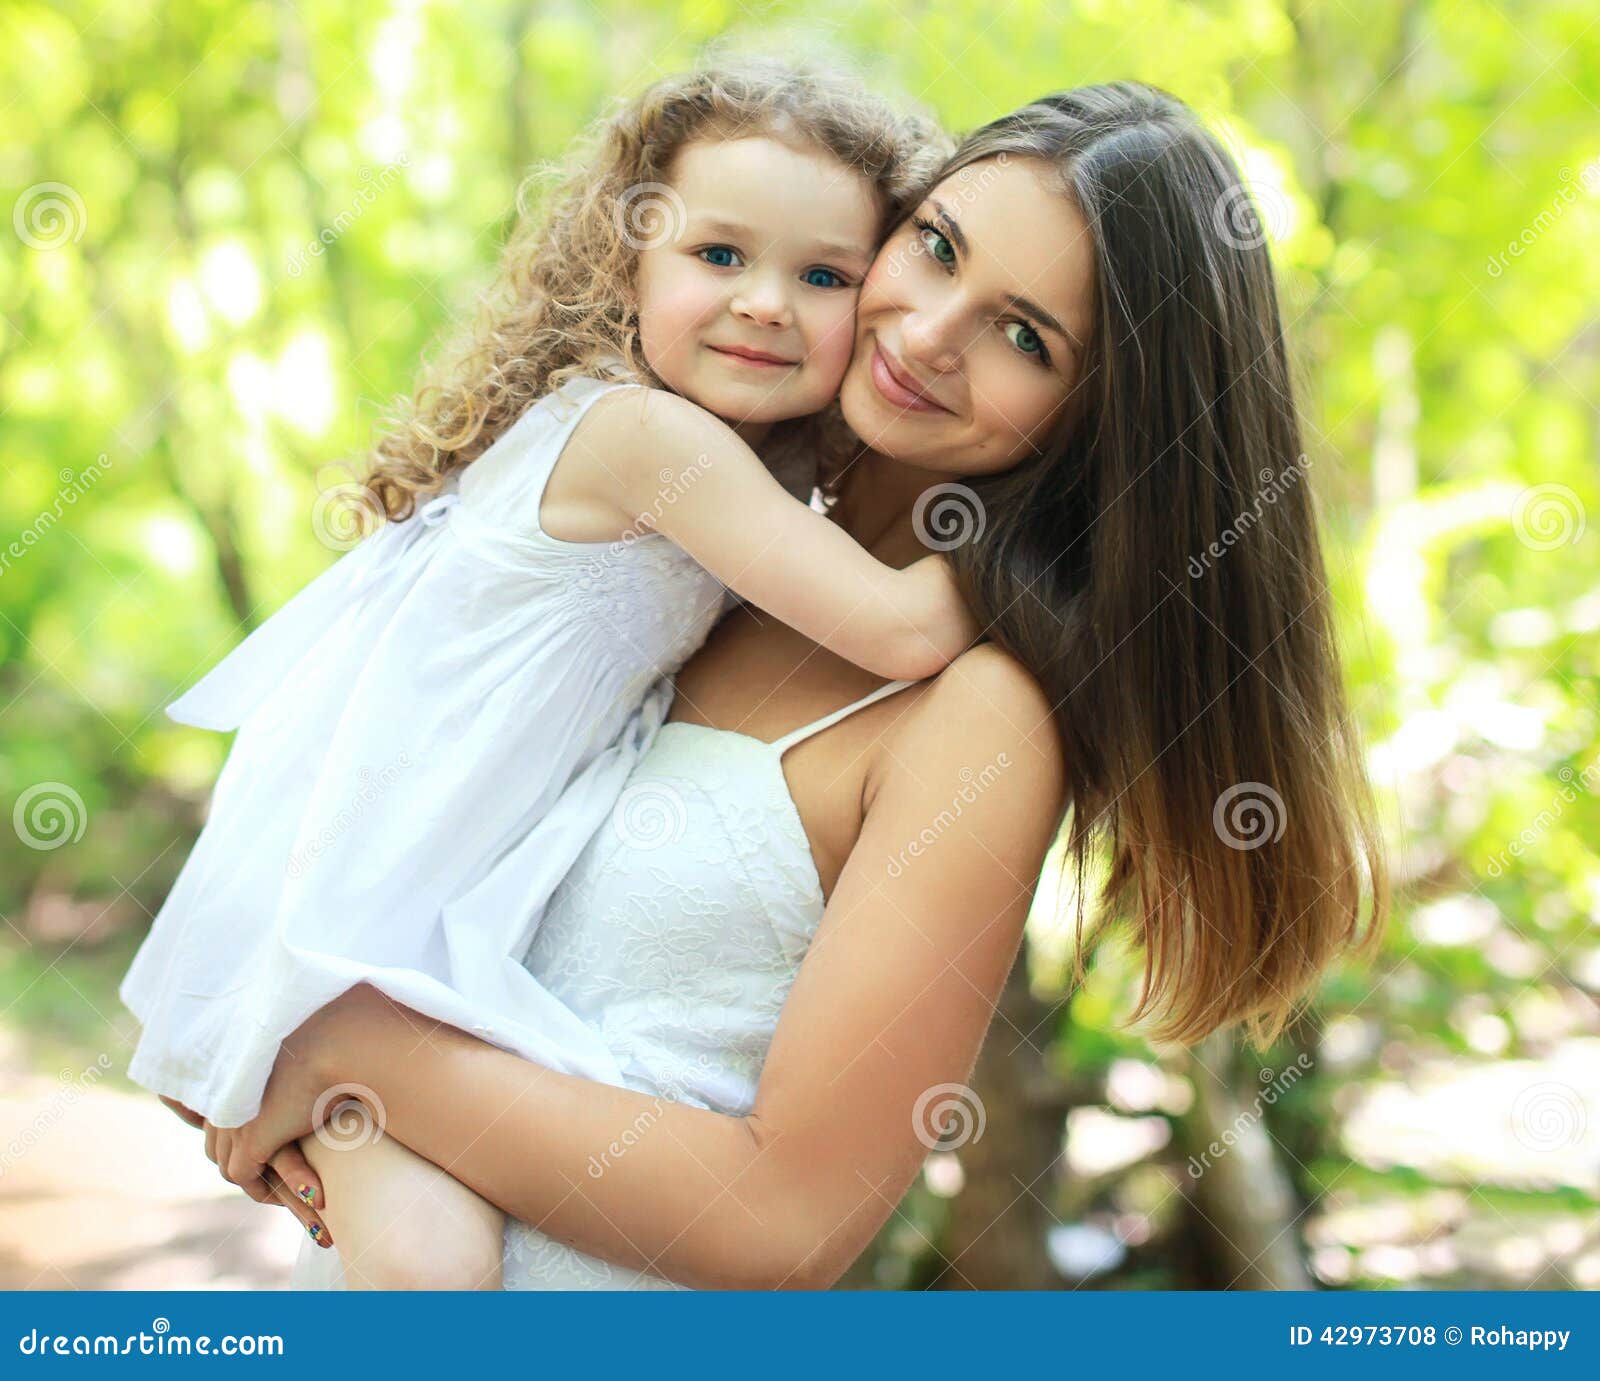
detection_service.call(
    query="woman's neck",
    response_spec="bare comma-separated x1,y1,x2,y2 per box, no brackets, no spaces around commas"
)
828,448,940,569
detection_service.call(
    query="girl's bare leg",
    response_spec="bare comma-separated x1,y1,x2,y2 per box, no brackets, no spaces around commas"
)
299,1130,503,1290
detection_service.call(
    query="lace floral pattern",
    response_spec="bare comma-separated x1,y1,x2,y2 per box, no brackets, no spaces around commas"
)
501,727,825,1290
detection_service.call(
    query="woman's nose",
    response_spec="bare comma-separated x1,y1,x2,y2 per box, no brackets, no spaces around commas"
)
900,299,964,374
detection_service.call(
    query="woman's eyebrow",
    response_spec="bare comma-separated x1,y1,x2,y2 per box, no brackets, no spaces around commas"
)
929,198,1085,355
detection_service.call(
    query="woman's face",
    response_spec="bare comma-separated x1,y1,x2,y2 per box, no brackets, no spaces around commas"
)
838,155,1096,475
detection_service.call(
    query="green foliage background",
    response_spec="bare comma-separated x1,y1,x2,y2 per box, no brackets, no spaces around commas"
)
2,0,1596,1289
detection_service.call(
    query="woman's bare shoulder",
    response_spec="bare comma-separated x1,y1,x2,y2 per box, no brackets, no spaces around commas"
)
874,641,1067,819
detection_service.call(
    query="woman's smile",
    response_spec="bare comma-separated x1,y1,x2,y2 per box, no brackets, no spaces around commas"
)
868,336,953,413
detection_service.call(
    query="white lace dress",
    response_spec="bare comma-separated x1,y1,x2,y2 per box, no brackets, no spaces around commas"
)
290,676,918,1289
120,368,788,1127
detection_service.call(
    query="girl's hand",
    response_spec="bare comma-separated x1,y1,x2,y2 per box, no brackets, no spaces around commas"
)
162,1094,333,1246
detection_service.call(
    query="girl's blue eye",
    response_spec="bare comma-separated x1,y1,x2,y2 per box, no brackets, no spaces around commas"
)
700,246,738,267
804,267,845,289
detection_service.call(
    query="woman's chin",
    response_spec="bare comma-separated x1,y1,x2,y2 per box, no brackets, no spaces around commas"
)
841,378,937,457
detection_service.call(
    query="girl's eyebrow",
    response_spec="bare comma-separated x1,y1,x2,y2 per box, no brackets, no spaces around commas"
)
693,215,872,263
928,198,1085,356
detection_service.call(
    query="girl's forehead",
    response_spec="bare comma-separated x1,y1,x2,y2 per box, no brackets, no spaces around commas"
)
668,136,883,248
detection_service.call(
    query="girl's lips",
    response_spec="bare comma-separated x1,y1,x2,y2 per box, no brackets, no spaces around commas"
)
709,345,795,369
870,341,947,413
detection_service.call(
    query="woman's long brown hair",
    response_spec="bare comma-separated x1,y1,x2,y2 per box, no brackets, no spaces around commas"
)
930,83,1387,1048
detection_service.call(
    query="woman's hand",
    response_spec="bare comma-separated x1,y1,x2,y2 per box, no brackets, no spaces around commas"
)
155,988,394,1246
159,1094,334,1247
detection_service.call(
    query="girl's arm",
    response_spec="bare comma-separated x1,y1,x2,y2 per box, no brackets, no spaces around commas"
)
578,386,979,681
228,646,1063,1289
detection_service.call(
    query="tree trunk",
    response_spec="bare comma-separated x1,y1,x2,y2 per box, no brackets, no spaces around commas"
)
1175,1032,1313,1289
932,945,1068,1289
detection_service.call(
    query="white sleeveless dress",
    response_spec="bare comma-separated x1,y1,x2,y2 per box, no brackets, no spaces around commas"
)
120,369,811,1128
289,675,919,1290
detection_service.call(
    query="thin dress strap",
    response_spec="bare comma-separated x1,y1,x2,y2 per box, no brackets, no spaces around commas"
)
769,679,919,759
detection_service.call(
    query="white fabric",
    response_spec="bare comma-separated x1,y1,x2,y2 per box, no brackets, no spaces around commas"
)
120,370,813,1127
289,675,916,1290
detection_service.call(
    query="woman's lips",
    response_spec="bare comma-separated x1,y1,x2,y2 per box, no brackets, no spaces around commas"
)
870,341,948,413
708,344,795,369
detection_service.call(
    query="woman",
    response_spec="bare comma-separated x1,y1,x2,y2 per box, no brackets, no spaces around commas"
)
175,81,1387,1289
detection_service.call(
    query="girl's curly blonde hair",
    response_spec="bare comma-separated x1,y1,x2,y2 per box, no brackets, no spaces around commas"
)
359,55,952,522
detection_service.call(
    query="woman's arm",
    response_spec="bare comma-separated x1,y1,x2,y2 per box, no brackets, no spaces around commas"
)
246,645,1064,1289
576,386,979,681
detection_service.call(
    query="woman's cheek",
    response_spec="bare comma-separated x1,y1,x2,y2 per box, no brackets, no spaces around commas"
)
970,372,1046,467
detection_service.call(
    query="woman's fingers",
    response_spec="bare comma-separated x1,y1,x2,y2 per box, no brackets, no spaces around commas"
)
212,1126,265,1203
159,1095,205,1128
266,1151,334,1248
270,1142,327,1221
222,1133,269,1198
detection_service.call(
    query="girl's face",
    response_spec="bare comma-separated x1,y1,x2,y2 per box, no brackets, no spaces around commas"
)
838,156,1097,475
634,136,882,444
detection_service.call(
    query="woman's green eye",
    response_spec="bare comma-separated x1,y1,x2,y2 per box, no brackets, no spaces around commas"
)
804,267,844,288
701,246,737,267
1006,320,1046,358
919,226,956,265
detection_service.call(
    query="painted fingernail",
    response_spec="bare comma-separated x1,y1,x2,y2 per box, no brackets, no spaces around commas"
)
297,1184,316,1206
308,1223,324,1242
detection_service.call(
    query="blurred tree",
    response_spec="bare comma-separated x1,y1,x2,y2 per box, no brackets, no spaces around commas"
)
2,0,1595,1289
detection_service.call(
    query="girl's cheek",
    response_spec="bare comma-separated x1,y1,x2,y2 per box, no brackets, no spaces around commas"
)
808,306,858,378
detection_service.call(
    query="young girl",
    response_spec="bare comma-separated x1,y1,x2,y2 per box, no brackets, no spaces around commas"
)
120,60,958,1287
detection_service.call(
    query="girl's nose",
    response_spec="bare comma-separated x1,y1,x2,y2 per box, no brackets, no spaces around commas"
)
730,270,792,329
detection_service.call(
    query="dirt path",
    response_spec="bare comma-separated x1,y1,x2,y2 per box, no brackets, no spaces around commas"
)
0,1064,296,1290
